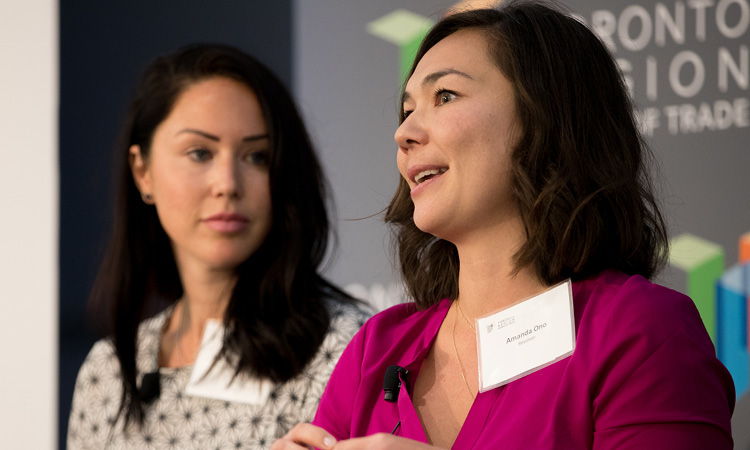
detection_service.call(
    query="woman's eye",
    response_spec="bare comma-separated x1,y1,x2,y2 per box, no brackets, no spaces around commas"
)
436,90,457,105
187,148,212,162
402,110,413,121
245,150,270,166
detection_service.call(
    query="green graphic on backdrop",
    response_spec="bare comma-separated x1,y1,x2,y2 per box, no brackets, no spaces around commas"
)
670,233,725,342
367,9,433,83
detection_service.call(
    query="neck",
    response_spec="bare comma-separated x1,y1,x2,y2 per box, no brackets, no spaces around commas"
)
453,215,547,319
169,260,237,337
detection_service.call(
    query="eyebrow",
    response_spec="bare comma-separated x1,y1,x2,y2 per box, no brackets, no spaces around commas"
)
401,69,474,104
176,128,270,142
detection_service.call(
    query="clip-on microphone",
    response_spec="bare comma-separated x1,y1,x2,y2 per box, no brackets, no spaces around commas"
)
383,365,409,403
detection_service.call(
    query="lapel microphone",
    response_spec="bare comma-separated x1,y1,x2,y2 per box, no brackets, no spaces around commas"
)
140,371,161,404
383,365,409,402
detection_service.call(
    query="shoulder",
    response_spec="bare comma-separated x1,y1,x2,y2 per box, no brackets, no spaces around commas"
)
306,300,373,372
313,299,373,364
291,300,372,412
68,308,171,448
571,272,734,439
71,308,170,401
571,270,730,401
76,338,119,382
340,299,449,364
326,298,373,339
67,338,121,448
358,299,445,336
70,337,122,405
574,270,705,345
137,308,169,341
576,269,688,308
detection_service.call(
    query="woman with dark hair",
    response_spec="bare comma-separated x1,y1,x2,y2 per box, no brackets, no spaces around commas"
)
274,2,734,449
67,44,370,449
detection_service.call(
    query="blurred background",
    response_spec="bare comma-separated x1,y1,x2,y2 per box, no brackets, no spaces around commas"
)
1,0,748,448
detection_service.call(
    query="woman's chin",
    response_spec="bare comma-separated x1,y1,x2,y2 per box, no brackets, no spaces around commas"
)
413,215,452,242
201,251,254,273
412,215,437,235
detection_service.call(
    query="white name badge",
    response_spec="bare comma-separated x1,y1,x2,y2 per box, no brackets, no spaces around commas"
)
476,280,575,392
185,320,273,405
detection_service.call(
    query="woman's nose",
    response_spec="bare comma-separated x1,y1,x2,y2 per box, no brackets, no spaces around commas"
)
394,113,428,151
211,154,243,199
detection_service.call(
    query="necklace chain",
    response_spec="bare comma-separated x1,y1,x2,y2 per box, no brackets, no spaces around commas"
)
451,303,476,401
455,300,476,330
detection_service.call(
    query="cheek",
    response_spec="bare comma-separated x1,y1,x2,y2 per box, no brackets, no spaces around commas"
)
147,167,206,241
440,111,471,141
396,151,408,179
436,108,483,154
461,114,516,202
153,191,196,239
252,181,273,245
469,104,517,165
154,173,200,212
248,175,272,217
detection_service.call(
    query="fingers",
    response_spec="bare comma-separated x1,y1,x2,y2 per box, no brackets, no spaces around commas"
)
271,423,337,450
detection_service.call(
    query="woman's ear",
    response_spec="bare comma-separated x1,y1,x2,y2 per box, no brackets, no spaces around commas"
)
129,145,153,198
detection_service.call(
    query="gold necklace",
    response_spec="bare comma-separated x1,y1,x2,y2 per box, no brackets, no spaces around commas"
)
455,300,475,330
451,304,476,401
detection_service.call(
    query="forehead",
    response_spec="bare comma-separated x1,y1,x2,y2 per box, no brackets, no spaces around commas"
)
173,77,259,114
405,29,495,92
162,76,267,131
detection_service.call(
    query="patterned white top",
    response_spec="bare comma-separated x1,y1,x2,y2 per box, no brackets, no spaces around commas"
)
67,300,370,449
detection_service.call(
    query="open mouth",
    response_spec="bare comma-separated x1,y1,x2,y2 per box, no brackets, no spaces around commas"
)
414,167,448,184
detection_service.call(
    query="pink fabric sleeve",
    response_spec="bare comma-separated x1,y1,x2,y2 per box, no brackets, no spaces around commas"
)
594,423,732,449
591,281,735,449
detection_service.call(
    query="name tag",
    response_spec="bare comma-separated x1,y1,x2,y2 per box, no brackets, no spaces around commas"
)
476,280,575,392
185,320,273,405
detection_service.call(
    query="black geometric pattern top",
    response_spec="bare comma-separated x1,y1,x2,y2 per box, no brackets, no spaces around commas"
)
67,300,371,449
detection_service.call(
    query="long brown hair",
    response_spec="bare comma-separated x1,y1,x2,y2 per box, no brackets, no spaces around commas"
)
386,1,668,308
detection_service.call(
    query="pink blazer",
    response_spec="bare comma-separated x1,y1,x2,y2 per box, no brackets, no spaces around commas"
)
313,271,734,448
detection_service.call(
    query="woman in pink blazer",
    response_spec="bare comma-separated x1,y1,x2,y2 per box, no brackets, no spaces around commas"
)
273,1,735,448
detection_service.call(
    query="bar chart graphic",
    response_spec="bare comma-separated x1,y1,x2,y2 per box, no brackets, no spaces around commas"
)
670,232,750,397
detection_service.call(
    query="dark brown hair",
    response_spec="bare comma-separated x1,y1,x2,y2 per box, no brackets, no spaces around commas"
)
385,1,668,307
91,44,355,425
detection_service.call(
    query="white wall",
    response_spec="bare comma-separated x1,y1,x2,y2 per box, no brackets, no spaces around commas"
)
0,0,57,447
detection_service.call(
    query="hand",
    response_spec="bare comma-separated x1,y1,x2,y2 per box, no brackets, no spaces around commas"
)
333,434,443,449
271,423,337,450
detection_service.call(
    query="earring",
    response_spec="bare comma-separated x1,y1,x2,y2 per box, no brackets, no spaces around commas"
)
141,192,153,204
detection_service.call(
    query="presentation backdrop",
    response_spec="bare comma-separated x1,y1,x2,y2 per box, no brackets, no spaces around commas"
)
294,0,750,445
